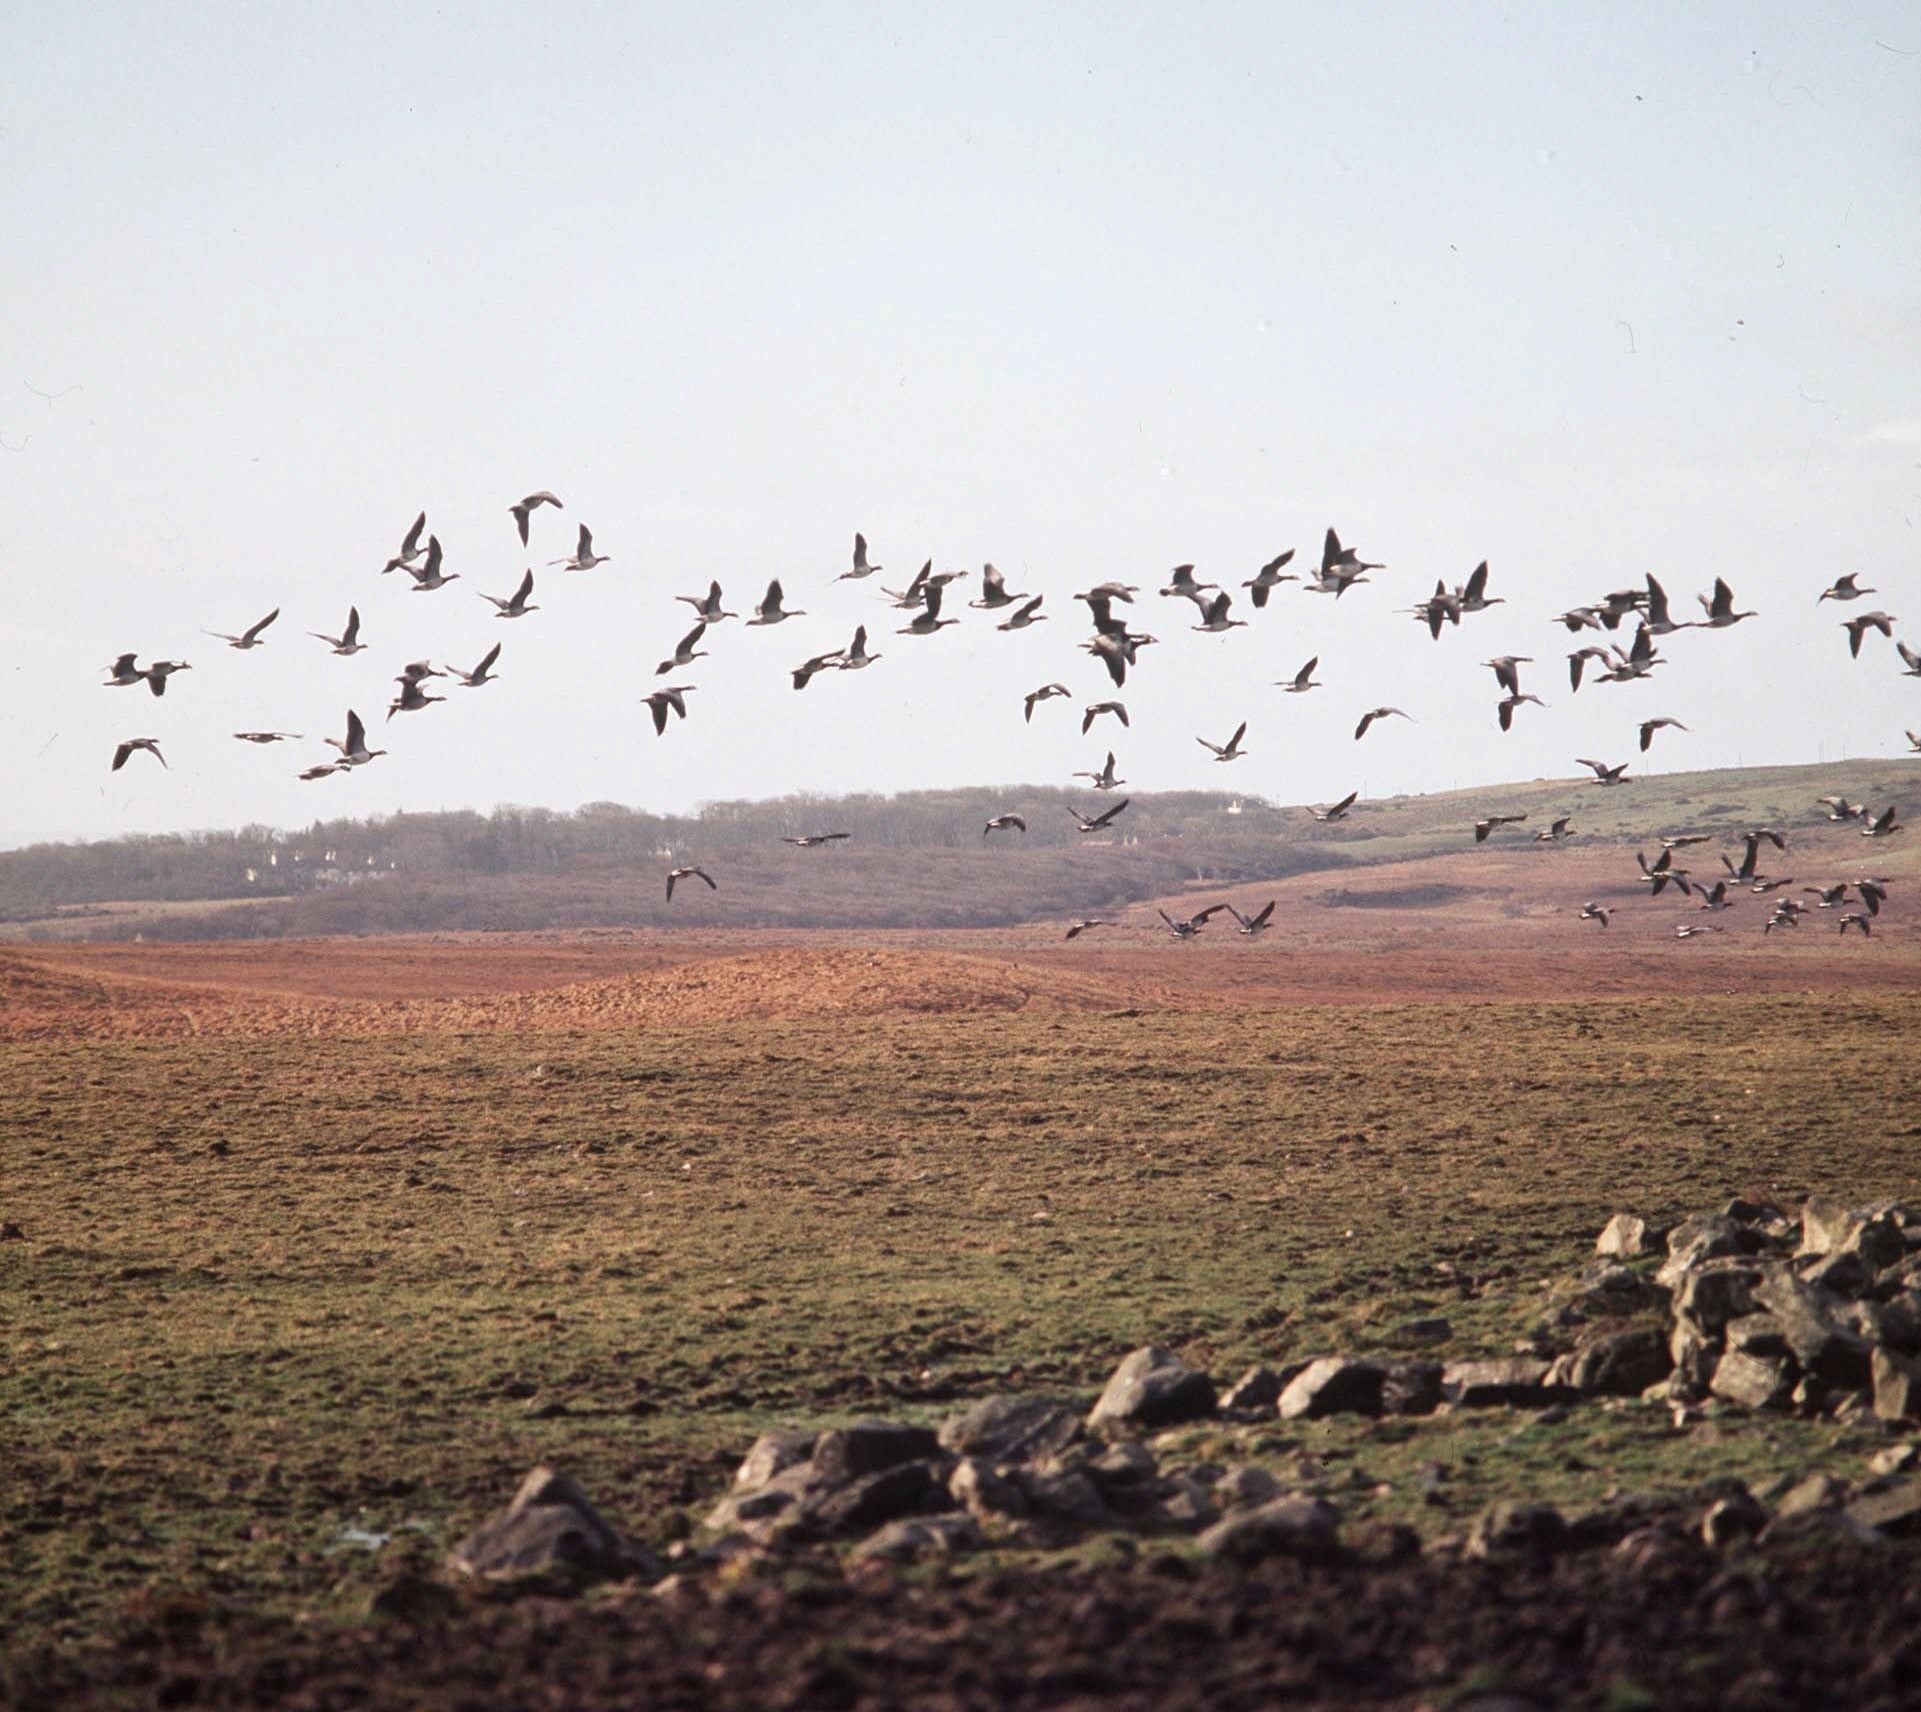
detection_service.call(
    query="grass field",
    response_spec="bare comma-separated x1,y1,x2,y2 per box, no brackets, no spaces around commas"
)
5,926,1920,1667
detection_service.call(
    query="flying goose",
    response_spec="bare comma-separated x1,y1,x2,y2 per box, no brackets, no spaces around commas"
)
971,564,1024,608
1160,564,1218,603
1191,591,1247,634
298,763,345,781
142,661,191,697
1320,526,1382,581
1817,574,1874,603
1763,902,1804,933
983,814,1027,837
1642,574,1694,636
1226,900,1276,935
1597,624,1661,682
898,580,958,636
1908,731,1921,753
1077,581,1139,605
1307,791,1359,822
1897,642,1921,678
1674,923,1724,939
791,651,845,690
1474,814,1528,842
1067,799,1130,834
1083,629,1156,688
1198,720,1249,762
1577,901,1611,926
1082,701,1128,733
1804,882,1850,909
1556,606,1606,633
1278,656,1322,694
451,643,502,688
1861,805,1903,838
881,562,934,609
666,865,717,900
1024,683,1071,722
104,652,145,687
1855,878,1890,916
749,579,805,625
838,532,880,581
1697,577,1755,628
781,832,851,847
550,524,610,572
387,678,445,720
1661,834,1712,849
1816,794,1867,821
1567,645,1613,692
998,595,1047,631
1637,848,1691,896
233,730,301,743
381,511,427,574
1484,656,1532,697
1639,717,1690,752
1696,880,1736,911
401,535,457,591
324,709,385,766
509,490,563,545
205,608,279,649
395,659,445,684
1577,757,1631,786
1842,611,1896,657
111,737,166,772
311,607,367,655
838,624,880,670
1455,560,1503,613
676,581,738,622
1242,549,1298,607
1158,905,1226,939
1496,693,1545,731
479,568,539,618
1595,588,1647,629
1063,918,1113,939
1073,751,1124,791
1838,911,1873,937
1534,815,1574,841
1410,580,1463,639
642,685,695,735
1354,706,1412,742
657,622,710,675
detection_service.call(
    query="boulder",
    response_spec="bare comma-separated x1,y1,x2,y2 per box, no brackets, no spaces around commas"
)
1799,1249,1874,1299
1872,1347,1921,1423
1671,1259,1765,1338
1775,1472,1849,1516
850,1515,980,1561
1800,1196,1858,1257
1197,1494,1342,1563
811,1420,942,1483
1465,1501,1568,1562
1278,1356,1385,1420
1440,1358,1559,1409
1596,1212,1655,1259
734,1429,818,1491
801,1460,950,1538
948,1456,1028,1521
448,1467,656,1586
1846,1476,1921,1538
1085,1440,1158,1491
1753,1270,1874,1388
1212,1465,1282,1511
1380,1360,1445,1416
1546,1327,1670,1397
1657,1214,1753,1287
1709,1350,1793,1411
705,1460,828,1535
1145,1475,1219,1530
1017,1468,1109,1526
937,1394,1082,1464
1217,1365,1289,1415
1724,1313,1789,1359
1086,1346,1217,1433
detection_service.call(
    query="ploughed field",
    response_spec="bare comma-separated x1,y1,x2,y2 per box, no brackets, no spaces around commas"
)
4,924,1920,1708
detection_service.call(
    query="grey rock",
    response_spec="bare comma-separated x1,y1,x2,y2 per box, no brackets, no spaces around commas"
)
1725,1312,1789,1358
1656,1213,1753,1287
1775,1471,1849,1516
1379,1360,1445,1416
1852,1291,1921,1355
1800,1195,1859,1257
734,1429,818,1491
1800,1248,1874,1298
1872,1346,1921,1422
1868,1444,1919,1478
936,1394,1082,1464
1465,1500,1568,1561
949,1456,1028,1520
1217,1365,1288,1415
1146,1474,1220,1530
1086,1346,1217,1433
1723,1197,1783,1227
1596,1212,1654,1259
850,1514,980,1561
811,1419,942,1483
1545,1326,1671,1396
1753,1269,1874,1388
1085,1440,1158,1489
1672,1258,1765,1338
1846,1476,1921,1537
1212,1464,1282,1511
448,1466,656,1586
1018,1467,1109,1526
704,1461,831,1534
1278,1356,1385,1420
1709,1350,1794,1411
801,1459,950,1537
1197,1493,1342,1563
1440,1358,1559,1408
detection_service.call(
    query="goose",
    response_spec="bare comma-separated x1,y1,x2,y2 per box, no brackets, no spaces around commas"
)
1639,717,1689,752
1697,577,1756,627
205,608,279,649
1354,706,1412,742
1278,656,1322,694
749,578,805,625
838,625,880,670
838,532,880,581
1763,902,1804,933
922,566,970,592
1817,574,1874,603
657,621,710,675
395,659,445,685
1063,918,1114,939
1076,582,1139,609
1577,901,1611,926
1158,905,1226,939
1242,548,1297,608
111,737,166,771
781,832,851,847
1674,923,1724,939
882,562,934,609
983,814,1027,837
142,661,191,697
1555,606,1606,633
666,865,717,900
1198,720,1249,762
381,511,428,574
1455,560,1503,614
1024,683,1071,722
1749,875,1796,895
1661,834,1713,848
1817,795,1867,822
1595,588,1647,629
451,642,502,688
479,568,539,618
1898,642,1921,678
1842,612,1896,657
1534,816,1574,841
1907,730,1921,752
233,730,301,743
1159,564,1218,603
1474,814,1528,842
1838,911,1873,937
997,595,1046,631
509,490,563,546
1226,900,1276,935
970,564,1024,608
898,581,958,636
1861,806,1903,838
1082,701,1128,733
311,608,367,655
1496,693,1545,731
1307,791,1359,822
1597,624,1661,682
1855,878,1890,916
1804,882,1850,909
324,709,385,766
676,581,738,622
387,678,445,720
1637,849,1691,896
791,651,845,690
104,652,145,687
1067,799,1129,834
1073,751,1124,791
642,685,695,735
1320,527,1382,580
298,763,345,781
550,524,609,572
403,536,458,590
1083,629,1156,688
1567,645,1613,692
1642,574,1694,636
1484,656,1531,697
1410,580,1463,639
1192,591,1247,634
1577,757,1631,786
1304,560,1373,598
1696,880,1736,911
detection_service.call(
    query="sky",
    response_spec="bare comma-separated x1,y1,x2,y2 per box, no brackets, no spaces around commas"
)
3,3,1917,851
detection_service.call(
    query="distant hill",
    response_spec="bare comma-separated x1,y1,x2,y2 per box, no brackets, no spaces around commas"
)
1,759,1909,939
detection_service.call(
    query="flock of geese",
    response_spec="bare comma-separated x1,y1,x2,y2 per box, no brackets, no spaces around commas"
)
99,503,1909,940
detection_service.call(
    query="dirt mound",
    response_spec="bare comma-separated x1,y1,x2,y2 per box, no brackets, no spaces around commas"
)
0,949,266,1040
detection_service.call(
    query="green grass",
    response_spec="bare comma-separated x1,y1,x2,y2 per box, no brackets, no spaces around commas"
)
4,989,1919,1647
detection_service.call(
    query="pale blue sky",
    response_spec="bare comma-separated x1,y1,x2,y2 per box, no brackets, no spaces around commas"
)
4,3,1916,849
